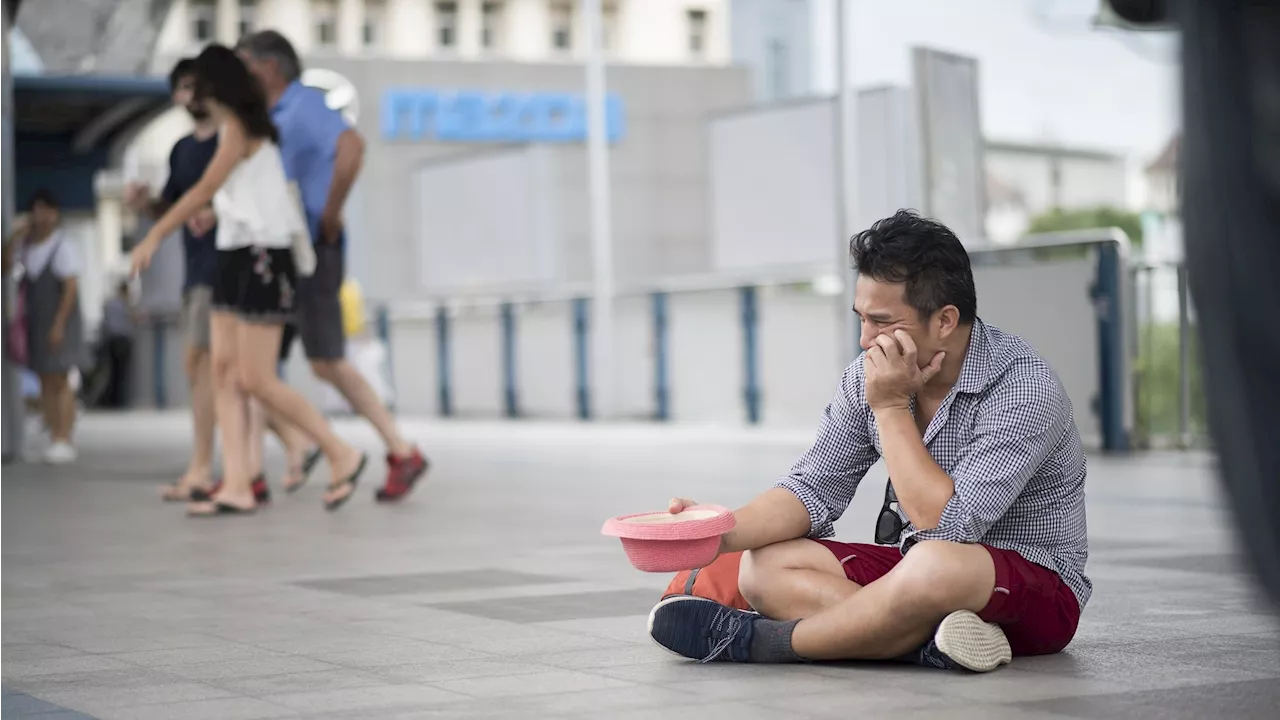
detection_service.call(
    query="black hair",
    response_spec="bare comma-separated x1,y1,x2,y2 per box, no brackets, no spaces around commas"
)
169,57,197,92
236,30,303,83
27,188,58,212
849,209,978,323
193,44,279,143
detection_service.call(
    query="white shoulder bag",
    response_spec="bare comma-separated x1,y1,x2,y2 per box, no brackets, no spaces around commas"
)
287,181,317,277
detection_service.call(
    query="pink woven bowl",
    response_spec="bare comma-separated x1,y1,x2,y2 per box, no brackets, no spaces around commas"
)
601,505,736,573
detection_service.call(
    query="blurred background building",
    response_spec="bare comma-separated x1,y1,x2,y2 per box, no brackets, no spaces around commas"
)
5,0,1195,459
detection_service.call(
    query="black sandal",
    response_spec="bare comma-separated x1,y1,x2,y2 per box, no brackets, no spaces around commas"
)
161,484,211,502
324,454,368,512
286,448,323,494
188,501,257,517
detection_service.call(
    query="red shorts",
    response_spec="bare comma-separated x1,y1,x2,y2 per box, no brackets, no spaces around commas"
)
814,540,1081,656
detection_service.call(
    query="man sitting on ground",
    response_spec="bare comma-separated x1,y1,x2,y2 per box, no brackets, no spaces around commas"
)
649,210,1089,672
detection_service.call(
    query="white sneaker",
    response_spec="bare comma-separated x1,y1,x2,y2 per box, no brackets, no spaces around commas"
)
44,442,77,465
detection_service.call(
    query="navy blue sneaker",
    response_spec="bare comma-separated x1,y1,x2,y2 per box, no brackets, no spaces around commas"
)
915,610,1012,672
647,595,758,663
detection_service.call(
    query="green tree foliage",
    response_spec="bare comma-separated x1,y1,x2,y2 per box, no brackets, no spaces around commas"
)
1027,206,1144,247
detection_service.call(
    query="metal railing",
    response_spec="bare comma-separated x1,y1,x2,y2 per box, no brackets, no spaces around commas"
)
1130,259,1202,449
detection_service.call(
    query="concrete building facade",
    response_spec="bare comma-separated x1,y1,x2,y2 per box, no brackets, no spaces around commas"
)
152,0,731,69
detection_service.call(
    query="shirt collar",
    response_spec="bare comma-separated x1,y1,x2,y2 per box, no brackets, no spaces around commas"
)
953,317,996,395
273,80,305,113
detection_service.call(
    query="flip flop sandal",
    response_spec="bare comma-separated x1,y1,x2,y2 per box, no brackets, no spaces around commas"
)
286,448,324,494
187,501,257,517
161,484,208,502
324,453,368,512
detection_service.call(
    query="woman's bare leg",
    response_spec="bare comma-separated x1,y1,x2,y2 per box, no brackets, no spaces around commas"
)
247,398,266,479
193,312,255,511
236,322,363,505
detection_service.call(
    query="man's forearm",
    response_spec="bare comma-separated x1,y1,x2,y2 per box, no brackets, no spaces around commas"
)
874,407,955,531
720,488,813,553
323,131,363,219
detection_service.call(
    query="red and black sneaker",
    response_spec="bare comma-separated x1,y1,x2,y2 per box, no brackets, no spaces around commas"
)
375,448,429,503
191,475,271,504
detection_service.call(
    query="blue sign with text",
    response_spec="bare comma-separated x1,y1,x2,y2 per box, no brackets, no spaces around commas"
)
381,89,626,143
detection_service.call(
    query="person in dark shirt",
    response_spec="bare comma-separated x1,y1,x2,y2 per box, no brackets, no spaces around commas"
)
126,58,224,500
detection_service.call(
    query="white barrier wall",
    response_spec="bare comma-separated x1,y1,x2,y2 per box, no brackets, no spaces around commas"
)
668,290,743,424
380,248,1116,447
516,301,576,420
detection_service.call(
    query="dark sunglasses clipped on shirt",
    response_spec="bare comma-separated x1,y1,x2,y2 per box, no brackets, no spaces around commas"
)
875,480,904,546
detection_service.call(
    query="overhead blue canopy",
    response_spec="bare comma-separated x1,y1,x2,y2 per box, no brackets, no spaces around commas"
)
13,73,170,211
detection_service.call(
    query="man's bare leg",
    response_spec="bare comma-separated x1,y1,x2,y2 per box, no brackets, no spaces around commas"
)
309,358,411,457
791,541,994,660
650,540,998,665
265,408,316,490
165,346,214,499
739,539,862,620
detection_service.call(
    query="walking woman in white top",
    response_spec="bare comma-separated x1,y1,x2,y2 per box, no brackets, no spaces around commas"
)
131,45,366,515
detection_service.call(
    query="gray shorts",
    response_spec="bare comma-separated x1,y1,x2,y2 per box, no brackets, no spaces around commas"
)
182,286,212,350
296,243,345,360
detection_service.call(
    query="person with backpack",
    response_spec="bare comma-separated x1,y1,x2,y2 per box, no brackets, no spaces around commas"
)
1,190,84,464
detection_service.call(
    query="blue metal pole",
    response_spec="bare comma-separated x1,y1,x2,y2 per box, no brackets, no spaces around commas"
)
652,291,669,421
1092,243,1128,452
573,298,590,420
436,306,452,418
741,286,760,424
501,302,518,418
376,304,395,412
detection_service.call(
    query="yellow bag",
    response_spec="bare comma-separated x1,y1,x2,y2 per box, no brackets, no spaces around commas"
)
339,278,366,338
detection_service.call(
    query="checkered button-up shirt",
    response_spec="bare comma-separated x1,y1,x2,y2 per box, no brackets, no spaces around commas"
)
775,318,1091,609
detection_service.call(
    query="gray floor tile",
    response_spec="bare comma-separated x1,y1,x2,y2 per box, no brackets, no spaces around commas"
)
3,691,72,715
294,570,570,597
432,669,634,698
106,643,289,668
1019,677,1280,719
373,659,550,684
209,670,392,696
1,657,137,681
261,684,469,713
161,656,344,681
1118,552,1248,576
31,682,234,710
5,415,1280,718
427,589,659,624
89,697,296,720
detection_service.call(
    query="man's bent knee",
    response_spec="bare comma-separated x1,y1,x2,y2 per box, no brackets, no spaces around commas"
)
308,358,343,383
888,540,995,614
740,539,846,607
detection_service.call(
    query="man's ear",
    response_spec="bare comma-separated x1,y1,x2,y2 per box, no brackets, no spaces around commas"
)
936,306,961,338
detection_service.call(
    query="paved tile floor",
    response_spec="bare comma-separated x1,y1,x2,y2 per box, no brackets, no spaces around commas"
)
4,412,1279,719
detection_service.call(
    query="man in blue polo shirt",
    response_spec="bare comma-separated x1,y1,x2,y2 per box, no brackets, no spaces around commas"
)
237,30,428,503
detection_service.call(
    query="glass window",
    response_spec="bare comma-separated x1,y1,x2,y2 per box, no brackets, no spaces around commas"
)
687,8,707,56
437,2,458,48
364,0,386,47
190,0,216,43
238,0,258,39
550,1,572,51
481,2,503,50
313,0,338,48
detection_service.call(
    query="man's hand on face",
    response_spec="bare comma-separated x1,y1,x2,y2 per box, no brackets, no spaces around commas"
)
864,329,945,412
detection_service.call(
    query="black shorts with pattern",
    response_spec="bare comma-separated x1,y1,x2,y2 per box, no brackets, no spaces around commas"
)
212,246,296,324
